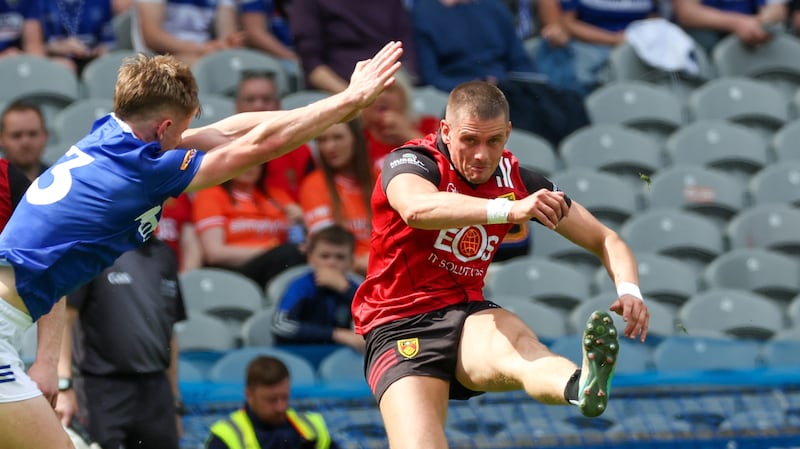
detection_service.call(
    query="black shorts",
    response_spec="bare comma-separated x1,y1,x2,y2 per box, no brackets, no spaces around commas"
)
363,300,500,404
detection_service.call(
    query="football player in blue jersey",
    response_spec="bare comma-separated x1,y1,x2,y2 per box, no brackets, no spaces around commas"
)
0,41,403,449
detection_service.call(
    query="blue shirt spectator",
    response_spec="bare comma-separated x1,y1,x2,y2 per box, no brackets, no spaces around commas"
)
412,0,535,92
39,0,115,71
561,0,656,32
0,0,44,55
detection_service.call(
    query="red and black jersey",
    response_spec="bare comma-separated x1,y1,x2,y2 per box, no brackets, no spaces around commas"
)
0,159,31,231
352,133,571,335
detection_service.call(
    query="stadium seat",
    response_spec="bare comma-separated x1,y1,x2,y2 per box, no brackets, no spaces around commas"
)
620,208,724,271
606,40,715,99
789,295,800,327
208,346,317,386
52,98,113,148
174,313,237,351
178,358,207,382
726,204,800,256
0,55,80,128
279,89,330,110
485,257,591,310
712,32,800,97
559,124,664,186
772,119,800,162
665,120,770,182
569,292,675,338
585,81,684,141
528,226,600,276
686,77,788,136
645,165,746,228
191,93,236,127
702,248,800,302
760,339,800,369
411,85,448,118
264,264,312,308
495,296,570,340
506,128,558,176
552,168,641,230
652,335,761,372
679,289,785,340
719,410,800,432
193,49,290,98
748,162,800,207
317,346,366,385
179,267,265,317
605,412,693,435
80,50,137,100
240,308,275,347
112,9,134,51
593,252,700,306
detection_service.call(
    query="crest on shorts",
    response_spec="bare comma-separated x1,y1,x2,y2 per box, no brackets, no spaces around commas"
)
397,338,419,358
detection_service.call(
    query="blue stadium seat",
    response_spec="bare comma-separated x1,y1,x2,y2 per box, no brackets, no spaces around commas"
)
208,346,317,387
317,346,366,385
761,339,800,369
652,336,761,372
679,289,785,340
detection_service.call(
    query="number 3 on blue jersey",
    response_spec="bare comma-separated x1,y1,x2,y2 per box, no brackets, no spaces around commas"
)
26,147,95,205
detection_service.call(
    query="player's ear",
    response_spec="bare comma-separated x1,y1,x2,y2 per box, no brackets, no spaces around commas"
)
155,118,173,141
440,119,451,144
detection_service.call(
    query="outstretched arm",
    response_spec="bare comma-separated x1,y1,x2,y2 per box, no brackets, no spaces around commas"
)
183,41,403,191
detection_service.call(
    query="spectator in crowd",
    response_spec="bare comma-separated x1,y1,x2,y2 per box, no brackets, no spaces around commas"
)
411,0,588,146
536,0,658,95
0,1,46,57
0,101,50,182
157,192,204,273
193,163,307,287
235,70,315,203
361,69,439,169
38,0,119,74
206,355,340,449
238,0,301,82
54,237,186,449
299,119,374,275
271,225,364,351
289,0,419,93
502,0,570,44
674,0,787,52
133,0,244,66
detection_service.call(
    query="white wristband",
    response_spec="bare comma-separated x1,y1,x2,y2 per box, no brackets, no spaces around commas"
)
616,282,643,301
486,198,513,224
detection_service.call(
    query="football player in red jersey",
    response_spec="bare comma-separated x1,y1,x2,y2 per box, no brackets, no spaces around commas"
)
353,81,650,449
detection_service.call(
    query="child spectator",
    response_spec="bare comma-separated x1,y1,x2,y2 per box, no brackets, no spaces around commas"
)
271,224,364,351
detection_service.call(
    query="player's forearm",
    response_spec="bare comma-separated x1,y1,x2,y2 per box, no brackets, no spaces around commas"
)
597,232,640,287
36,298,66,369
57,308,78,378
391,189,498,230
674,0,747,31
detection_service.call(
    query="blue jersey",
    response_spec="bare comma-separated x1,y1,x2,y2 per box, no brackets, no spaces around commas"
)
39,0,115,50
238,0,293,48
0,114,203,321
0,0,41,52
561,0,656,32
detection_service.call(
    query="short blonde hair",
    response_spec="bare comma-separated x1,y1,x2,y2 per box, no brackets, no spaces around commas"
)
114,54,200,121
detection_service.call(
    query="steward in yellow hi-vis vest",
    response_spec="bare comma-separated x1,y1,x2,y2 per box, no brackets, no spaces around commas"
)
208,408,333,449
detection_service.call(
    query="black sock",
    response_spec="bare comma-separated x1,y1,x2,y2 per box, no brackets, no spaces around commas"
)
564,369,581,403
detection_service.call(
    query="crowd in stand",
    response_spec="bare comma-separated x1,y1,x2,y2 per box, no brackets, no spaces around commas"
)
1,0,799,346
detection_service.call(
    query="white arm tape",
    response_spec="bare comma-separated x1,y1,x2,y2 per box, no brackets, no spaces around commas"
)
616,282,643,301
486,198,513,224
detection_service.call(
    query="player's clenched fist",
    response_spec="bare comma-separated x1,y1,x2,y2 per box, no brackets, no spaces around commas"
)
508,189,570,229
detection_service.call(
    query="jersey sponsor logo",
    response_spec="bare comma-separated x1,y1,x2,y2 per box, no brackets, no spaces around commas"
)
397,338,419,358
136,205,162,241
433,225,499,263
180,149,197,171
107,271,133,285
0,364,16,384
446,183,457,193
389,152,428,171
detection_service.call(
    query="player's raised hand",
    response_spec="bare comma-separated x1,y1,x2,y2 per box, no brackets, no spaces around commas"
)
346,41,404,110
509,189,570,229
